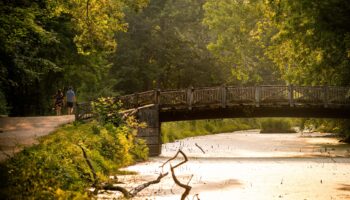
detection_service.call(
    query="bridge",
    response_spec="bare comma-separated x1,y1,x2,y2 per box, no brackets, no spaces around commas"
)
76,85,350,156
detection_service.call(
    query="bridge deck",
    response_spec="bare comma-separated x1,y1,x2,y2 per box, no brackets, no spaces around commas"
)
76,85,350,121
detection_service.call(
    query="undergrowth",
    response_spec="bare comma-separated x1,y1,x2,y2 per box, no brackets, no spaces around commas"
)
260,118,296,133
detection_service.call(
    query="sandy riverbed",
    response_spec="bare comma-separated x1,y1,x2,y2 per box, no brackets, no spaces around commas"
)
103,131,350,200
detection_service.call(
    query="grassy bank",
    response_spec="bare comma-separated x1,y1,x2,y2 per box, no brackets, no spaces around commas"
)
0,119,148,199
259,118,296,133
161,119,259,143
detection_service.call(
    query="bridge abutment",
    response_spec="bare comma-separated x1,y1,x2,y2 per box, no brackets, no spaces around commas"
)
137,106,161,156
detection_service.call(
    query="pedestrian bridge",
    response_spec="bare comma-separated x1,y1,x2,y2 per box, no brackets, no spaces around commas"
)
76,85,350,155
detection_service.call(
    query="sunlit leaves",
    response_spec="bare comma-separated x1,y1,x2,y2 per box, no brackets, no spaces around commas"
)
203,0,279,85
264,0,350,86
51,0,143,55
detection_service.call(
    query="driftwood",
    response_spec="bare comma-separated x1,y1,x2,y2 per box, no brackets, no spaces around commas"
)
195,143,205,154
78,145,193,199
167,150,192,200
77,144,99,188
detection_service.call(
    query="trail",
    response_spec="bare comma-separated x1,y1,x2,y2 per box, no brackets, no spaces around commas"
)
0,115,75,162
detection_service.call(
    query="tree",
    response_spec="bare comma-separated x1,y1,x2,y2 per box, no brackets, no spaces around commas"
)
110,0,228,93
203,0,281,85
263,0,350,86
0,0,148,115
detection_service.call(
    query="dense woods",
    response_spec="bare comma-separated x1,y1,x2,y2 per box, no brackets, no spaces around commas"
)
0,0,349,133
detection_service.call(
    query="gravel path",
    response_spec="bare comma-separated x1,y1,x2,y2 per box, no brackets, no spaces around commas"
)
0,115,75,162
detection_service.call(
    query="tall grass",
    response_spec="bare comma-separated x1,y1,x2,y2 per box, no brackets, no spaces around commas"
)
161,119,259,143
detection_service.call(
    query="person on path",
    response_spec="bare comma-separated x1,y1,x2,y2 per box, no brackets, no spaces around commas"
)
66,87,76,115
54,89,64,116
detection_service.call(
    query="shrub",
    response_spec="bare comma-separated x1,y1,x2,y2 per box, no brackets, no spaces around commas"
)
91,97,123,126
260,118,296,133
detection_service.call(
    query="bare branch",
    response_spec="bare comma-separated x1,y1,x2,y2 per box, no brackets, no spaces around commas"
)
192,194,200,200
162,149,191,200
161,149,181,168
161,149,188,169
170,164,192,200
195,143,205,154
77,144,98,187
78,147,193,199
129,172,169,197
101,184,132,198
172,150,188,169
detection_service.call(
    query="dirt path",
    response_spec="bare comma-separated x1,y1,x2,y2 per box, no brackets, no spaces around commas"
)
0,115,75,162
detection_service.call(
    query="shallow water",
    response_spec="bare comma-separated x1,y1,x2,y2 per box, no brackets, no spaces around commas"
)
103,131,350,200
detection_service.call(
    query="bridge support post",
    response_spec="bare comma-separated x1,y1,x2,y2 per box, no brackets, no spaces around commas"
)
288,85,294,107
187,87,194,110
323,86,328,108
221,85,227,108
137,105,161,156
255,86,260,107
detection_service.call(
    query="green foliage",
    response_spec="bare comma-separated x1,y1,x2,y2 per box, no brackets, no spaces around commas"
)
91,97,123,126
263,0,350,86
130,138,149,161
161,119,259,143
0,123,101,199
203,0,350,136
110,0,228,93
301,119,349,134
203,0,281,85
0,105,148,199
260,118,296,133
0,0,149,116
0,90,8,115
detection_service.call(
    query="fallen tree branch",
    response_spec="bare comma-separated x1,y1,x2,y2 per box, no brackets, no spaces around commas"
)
195,143,205,154
77,144,98,188
101,184,132,198
161,149,188,169
170,165,192,200
164,149,192,200
129,172,169,197
78,145,193,199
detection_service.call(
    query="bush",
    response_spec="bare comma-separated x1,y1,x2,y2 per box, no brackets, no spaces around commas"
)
91,97,123,126
260,118,296,133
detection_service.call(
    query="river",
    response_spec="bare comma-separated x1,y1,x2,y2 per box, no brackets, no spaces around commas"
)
101,130,350,200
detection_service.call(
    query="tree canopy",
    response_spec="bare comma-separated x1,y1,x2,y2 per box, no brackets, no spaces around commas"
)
0,0,349,117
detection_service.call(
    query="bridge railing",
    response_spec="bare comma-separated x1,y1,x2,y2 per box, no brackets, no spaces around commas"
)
327,86,350,105
159,89,187,107
75,85,350,120
226,86,255,105
75,102,94,121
